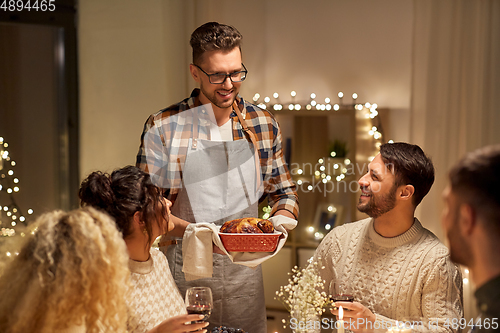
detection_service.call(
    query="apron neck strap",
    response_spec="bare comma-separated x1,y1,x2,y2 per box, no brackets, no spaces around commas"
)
192,109,199,149
232,100,262,190
233,100,248,129
232,100,256,144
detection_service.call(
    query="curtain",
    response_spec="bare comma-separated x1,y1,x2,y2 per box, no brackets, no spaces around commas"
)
411,0,500,238
411,0,500,321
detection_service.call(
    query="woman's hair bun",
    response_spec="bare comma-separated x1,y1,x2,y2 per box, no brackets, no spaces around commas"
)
79,171,115,209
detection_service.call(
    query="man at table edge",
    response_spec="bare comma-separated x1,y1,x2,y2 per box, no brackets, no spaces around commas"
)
441,145,500,333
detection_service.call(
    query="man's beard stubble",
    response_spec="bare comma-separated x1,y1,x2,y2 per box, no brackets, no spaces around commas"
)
357,184,397,218
199,83,236,110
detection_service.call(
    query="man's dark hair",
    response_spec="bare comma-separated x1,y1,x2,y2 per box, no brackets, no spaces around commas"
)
449,145,500,232
190,22,242,65
379,142,435,206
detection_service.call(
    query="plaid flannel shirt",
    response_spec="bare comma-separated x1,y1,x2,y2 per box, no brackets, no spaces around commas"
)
136,89,299,219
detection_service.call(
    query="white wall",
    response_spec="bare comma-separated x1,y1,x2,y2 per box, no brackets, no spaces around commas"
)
78,0,413,177
79,0,190,175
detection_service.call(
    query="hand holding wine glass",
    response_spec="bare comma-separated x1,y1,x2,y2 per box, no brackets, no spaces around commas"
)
185,287,213,324
149,314,209,333
329,280,354,310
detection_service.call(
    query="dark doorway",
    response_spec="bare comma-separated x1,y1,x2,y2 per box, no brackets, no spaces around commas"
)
0,1,79,225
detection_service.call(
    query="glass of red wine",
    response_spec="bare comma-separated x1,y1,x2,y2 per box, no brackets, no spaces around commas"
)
329,280,354,310
185,287,213,325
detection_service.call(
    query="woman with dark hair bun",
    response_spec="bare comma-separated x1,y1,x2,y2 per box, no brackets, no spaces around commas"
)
79,165,208,333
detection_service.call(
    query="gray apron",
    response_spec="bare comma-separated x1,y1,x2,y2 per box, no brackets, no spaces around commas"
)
164,105,267,333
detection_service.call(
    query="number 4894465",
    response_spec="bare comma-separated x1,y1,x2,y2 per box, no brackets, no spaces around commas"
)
1,0,56,11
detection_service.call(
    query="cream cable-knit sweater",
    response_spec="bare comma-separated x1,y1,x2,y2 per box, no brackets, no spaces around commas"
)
314,218,463,333
127,248,186,333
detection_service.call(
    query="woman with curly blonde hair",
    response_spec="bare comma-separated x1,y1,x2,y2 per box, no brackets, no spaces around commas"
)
79,165,207,333
0,207,130,333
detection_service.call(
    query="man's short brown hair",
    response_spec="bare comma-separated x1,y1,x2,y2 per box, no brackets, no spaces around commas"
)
449,145,500,232
190,22,242,65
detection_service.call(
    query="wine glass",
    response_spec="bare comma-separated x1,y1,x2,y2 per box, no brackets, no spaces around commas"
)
329,280,354,310
185,287,213,324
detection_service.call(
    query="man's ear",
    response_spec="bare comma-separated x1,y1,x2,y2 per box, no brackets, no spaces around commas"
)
399,184,415,201
189,64,201,83
459,203,476,235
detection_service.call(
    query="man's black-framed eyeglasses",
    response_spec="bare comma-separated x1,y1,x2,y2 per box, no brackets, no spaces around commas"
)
194,63,248,84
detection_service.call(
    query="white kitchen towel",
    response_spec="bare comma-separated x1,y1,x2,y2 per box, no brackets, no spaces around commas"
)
182,215,297,281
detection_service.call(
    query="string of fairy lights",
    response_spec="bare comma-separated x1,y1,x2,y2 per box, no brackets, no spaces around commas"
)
256,91,391,237
0,137,34,240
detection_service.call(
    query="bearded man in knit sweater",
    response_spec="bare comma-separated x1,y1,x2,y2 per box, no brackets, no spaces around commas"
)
314,142,463,333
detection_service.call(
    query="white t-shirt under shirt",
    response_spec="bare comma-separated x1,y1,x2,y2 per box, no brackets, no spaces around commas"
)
127,248,186,333
210,119,233,142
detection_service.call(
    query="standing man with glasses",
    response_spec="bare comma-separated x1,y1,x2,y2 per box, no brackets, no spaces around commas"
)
136,22,298,333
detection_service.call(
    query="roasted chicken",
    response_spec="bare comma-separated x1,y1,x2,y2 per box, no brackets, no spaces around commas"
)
220,218,274,234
